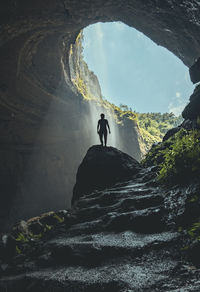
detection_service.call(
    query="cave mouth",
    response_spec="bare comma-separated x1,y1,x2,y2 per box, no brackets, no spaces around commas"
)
81,22,194,115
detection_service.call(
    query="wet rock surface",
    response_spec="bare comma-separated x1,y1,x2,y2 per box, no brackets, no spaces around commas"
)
1,166,200,291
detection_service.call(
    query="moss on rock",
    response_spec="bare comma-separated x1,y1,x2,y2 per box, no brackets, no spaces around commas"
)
142,128,200,185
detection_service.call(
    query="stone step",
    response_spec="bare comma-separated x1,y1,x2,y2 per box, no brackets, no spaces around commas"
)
74,194,164,224
0,254,181,292
104,206,165,233
76,185,161,209
0,231,197,292
67,206,165,236
47,231,180,266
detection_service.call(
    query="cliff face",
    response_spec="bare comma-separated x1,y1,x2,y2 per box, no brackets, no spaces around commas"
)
69,33,103,100
1,0,200,230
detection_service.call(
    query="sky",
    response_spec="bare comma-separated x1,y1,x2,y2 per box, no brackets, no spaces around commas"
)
82,22,194,116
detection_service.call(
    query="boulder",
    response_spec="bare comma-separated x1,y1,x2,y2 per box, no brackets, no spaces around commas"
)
72,145,141,204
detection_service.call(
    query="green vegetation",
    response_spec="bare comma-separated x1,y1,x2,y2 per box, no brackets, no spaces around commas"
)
15,232,28,243
189,194,199,203
29,232,43,239
142,128,200,184
53,214,65,223
11,211,67,257
180,219,200,253
188,221,200,240
16,246,22,255
137,112,183,150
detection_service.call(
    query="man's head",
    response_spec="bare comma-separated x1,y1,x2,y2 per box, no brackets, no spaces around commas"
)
100,113,105,119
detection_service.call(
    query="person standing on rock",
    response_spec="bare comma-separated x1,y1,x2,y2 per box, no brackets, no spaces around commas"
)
97,113,111,147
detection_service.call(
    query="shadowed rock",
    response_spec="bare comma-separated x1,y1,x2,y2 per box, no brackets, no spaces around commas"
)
72,145,141,204
163,127,181,141
190,57,200,84
182,84,200,120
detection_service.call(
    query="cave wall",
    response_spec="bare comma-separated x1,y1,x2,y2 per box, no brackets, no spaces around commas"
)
1,0,200,230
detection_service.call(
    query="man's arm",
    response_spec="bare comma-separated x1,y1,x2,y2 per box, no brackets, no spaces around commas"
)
106,120,111,134
97,120,100,133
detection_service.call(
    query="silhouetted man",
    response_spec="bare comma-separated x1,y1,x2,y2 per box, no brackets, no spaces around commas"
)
97,113,111,146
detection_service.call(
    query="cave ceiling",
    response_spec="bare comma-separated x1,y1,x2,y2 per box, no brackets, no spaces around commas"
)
0,0,200,120
0,0,200,122
1,0,200,63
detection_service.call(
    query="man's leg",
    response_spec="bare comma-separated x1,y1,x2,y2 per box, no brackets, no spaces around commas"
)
99,133,103,146
104,132,108,147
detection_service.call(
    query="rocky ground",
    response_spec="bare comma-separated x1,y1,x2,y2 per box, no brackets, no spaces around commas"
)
1,146,200,291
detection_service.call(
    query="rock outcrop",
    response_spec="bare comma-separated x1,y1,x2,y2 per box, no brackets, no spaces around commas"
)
1,157,200,291
182,84,200,120
72,145,141,204
162,118,197,142
189,57,200,84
